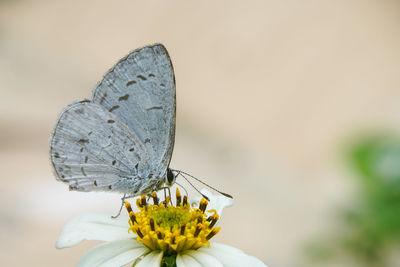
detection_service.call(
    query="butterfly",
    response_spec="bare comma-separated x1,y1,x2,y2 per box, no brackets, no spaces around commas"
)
50,44,177,197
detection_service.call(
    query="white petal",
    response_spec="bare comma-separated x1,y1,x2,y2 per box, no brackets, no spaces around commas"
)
198,242,267,267
56,213,133,248
191,189,234,218
180,250,223,267
247,255,268,266
136,250,163,267
176,253,202,267
77,239,148,267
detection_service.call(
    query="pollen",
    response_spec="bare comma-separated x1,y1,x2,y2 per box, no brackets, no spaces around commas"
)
126,188,221,255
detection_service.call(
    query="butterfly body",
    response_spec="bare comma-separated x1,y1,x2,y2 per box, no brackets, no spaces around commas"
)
50,44,176,195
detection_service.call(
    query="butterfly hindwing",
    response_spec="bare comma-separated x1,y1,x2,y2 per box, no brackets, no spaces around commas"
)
50,101,152,193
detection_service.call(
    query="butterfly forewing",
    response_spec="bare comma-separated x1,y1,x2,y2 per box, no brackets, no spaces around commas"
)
92,44,176,178
51,101,152,193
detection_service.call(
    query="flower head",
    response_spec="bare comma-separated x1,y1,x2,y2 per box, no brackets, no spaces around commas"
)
127,189,220,255
56,189,267,267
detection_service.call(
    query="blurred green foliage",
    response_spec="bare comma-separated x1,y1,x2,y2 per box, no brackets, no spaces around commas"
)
343,135,400,265
305,135,400,266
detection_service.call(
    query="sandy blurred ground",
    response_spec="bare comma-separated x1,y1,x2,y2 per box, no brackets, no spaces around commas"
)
0,0,399,266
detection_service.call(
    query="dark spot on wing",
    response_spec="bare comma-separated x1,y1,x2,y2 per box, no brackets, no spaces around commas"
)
148,173,153,178
84,156,88,163
135,163,139,170
118,94,129,101
81,167,86,176
126,80,136,86
108,135,111,139
100,92,107,104
80,148,84,153
145,138,150,143
94,180,97,186
160,83,165,87
112,160,116,165
129,148,135,152
54,152,60,158
148,73,155,77
88,131,92,136
107,120,115,123
61,175,65,178
146,106,163,111
108,185,112,190
109,105,120,112
137,75,147,81
78,139,89,144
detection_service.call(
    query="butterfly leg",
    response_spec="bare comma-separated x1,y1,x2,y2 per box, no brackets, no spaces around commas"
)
111,193,127,219
157,186,172,205
147,181,162,202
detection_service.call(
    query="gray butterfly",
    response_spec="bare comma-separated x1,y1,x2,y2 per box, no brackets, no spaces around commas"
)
50,44,177,197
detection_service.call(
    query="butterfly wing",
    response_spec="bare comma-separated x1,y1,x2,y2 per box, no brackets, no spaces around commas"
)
92,44,176,179
50,101,154,193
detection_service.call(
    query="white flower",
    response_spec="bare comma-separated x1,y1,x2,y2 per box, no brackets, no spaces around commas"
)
56,189,267,267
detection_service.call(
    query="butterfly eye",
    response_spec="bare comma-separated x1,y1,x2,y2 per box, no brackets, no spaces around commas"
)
166,168,175,185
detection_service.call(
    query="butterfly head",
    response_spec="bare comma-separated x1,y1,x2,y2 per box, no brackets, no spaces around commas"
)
166,168,176,186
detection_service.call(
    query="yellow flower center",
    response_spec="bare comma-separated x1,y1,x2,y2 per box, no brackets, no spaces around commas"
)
125,189,220,255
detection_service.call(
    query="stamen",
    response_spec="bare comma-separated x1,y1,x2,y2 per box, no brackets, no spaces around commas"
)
151,192,159,205
150,218,155,231
180,223,186,235
125,201,132,214
156,228,163,240
136,198,142,208
183,195,188,206
136,227,144,238
208,214,219,229
176,188,182,206
194,224,203,237
201,193,210,201
141,195,147,210
199,198,208,213
206,213,217,221
161,196,171,207
129,211,137,223
206,227,220,240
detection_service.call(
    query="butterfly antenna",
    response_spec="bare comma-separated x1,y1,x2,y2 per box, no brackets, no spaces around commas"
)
174,169,233,199
177,172,210,201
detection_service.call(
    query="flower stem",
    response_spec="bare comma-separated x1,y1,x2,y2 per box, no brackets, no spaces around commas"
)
161,254,177,267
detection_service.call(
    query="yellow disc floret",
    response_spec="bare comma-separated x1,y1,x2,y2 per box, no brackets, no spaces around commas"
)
126,188,221,255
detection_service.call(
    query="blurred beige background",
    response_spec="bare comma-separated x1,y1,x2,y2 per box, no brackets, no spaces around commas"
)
1,0,400,266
